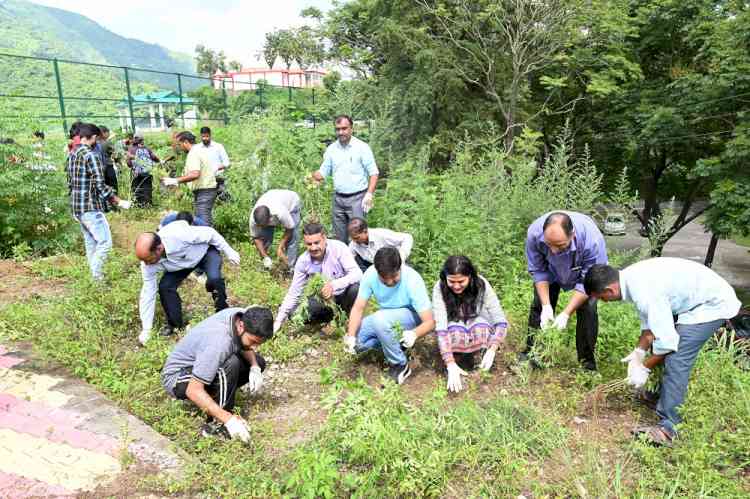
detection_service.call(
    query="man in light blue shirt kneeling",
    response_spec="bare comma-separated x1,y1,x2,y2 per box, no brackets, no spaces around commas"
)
585,258,741,446
344,247,435,385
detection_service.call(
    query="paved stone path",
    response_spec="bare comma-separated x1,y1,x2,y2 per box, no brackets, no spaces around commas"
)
0,344,183,498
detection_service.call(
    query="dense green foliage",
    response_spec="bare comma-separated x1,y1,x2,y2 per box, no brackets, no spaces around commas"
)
1,114,748,496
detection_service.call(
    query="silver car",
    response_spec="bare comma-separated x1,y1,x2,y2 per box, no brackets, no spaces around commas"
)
603,213,627,236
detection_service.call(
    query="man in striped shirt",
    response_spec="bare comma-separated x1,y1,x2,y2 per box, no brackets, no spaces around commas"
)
66,123,130,280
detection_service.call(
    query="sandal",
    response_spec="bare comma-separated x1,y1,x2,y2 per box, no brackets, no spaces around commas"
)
631,425,674,447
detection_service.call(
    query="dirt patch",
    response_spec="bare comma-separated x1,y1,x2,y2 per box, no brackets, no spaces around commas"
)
0,259,67,305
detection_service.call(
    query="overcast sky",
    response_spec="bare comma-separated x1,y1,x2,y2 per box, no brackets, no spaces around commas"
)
30,0,333,65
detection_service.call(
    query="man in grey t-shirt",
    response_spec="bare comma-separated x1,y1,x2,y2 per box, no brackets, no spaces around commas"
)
161,306,273,442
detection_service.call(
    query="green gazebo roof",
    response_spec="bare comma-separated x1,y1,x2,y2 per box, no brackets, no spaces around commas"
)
117,90,194,108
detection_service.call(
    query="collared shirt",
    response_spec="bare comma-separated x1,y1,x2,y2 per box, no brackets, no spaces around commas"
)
319,136,378,194
620,257,741,355
276,239,363,322
185,145,217,191
139,221,240,332
349,228,413,263
525,211,608,294
197,141,230,173
358,264,431,313
161,307,243,397
66,143,114,217
249,190,302,238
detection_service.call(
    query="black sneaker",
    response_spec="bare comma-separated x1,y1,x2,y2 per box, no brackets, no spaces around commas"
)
517,351,541,369
160,325,175,337
200,420,230,440
387,363,412,385
581,360,598,372
399,342,412,363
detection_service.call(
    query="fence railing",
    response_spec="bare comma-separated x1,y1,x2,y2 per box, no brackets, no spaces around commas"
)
0,52,325,135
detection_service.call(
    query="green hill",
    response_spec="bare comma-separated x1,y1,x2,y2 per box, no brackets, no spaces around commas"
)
0,0,198,133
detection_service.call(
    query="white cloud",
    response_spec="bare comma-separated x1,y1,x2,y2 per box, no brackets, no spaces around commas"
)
29,0,331,64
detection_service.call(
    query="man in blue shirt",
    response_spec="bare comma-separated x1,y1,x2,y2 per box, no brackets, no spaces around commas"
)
522,211,609,370
344,247,435,384
584,259,741,446
311,115,379,244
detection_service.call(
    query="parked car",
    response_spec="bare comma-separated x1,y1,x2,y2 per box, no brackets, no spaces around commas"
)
603,213,626,236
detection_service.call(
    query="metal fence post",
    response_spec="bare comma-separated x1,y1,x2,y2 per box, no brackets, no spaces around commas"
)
52,58,68,134
221,79,229,126
177,73,186,128
288,85,292,103
259,84,264,110
123,67,136,132
312,87,315,106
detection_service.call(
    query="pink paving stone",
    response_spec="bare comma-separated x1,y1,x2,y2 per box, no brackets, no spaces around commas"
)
0,394,119,456
0,471,73,498
0,345,24,368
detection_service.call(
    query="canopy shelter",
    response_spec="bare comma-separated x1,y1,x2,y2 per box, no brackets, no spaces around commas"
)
116,90,197,132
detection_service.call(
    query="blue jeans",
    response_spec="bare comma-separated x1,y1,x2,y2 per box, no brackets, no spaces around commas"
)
76,211,112,280
256,208,302,268
356,308,421,366
657,319,725,436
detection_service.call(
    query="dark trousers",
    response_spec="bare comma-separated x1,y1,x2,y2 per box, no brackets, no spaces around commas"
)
158,247,227,328
104,165,118,194
173,352,267,412
132,173,153,207
525,282,599,366
354,254,372,273
306,283,359,325
193,188,218,227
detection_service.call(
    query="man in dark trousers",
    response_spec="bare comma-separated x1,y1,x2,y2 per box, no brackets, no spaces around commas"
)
134,221,241,344
161,306,273,441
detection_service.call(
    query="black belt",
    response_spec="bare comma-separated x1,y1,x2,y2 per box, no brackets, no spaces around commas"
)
335,189,367,198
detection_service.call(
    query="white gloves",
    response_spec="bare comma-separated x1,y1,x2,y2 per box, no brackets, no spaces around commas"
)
553,312,570,330
224,415,251,443
479,348,496,371
361,192,374,213
162,177,179,186
262,256,273,270
540,304,554,328
400,329,417,348
138,329,150,346
226,250,241,266
247,365,263,395
117,199,132,210
343,335,357,354
622,348,649,389
446,363,468,392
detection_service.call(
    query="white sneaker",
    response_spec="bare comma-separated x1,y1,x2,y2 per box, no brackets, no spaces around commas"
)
138,330,151,346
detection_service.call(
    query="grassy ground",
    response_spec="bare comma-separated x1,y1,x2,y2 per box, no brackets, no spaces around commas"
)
1,210,749,498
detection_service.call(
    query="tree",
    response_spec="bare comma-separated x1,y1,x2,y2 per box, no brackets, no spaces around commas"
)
228,60,242,72
415,0,576,152
195,45,227,76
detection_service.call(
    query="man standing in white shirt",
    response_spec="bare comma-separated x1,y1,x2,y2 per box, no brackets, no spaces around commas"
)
198,127,231,202
347,217,413,272
134,221,241,344
310,115,379,244
250,189,303,270
584,258,741,446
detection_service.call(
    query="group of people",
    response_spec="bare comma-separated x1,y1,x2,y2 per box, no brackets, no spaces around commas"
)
68,114,742,447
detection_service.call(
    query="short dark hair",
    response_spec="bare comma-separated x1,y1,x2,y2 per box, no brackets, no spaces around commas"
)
200,126,211,134
33,131,45,139
242,306,274,340
334,114,353,126
583,264,620,295
98,125,109,134
176,131,196,144
303,223,325,236
78,123,99,139
148,232,162,254
175,211,194,224
347,217,367,235
69,121,83,139
253,205,271,225
374,247,401,277
543,212,574,237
